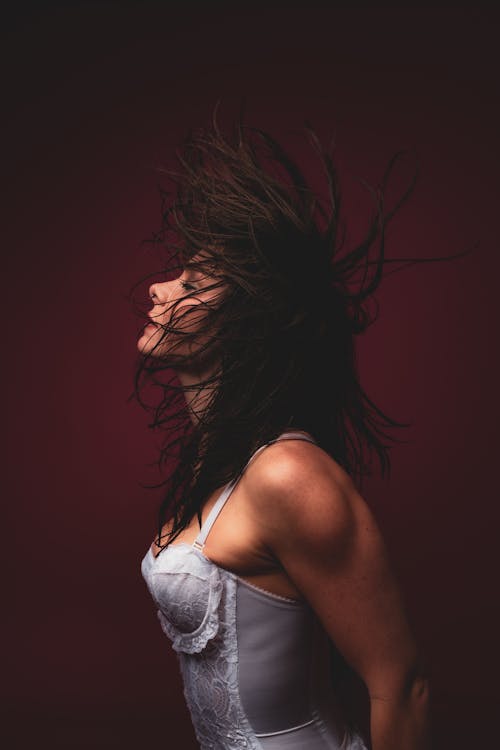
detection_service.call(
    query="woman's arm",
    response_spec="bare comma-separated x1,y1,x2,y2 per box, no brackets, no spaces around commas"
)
248,441,432,750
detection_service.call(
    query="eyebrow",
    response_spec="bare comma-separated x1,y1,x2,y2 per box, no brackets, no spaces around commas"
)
184,261,218,283
184,265,204,281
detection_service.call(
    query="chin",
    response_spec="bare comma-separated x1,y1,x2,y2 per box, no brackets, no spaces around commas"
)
137,326,165,355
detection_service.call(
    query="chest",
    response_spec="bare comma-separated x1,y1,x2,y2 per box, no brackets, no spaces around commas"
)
150,479,304,602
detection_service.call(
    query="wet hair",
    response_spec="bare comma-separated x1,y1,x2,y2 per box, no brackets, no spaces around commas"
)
129,107,473,551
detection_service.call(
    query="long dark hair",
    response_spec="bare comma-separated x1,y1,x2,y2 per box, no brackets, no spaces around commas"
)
129,106,474,740
129,108,472,548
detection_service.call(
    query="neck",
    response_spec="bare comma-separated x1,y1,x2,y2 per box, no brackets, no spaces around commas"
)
176,364,220,427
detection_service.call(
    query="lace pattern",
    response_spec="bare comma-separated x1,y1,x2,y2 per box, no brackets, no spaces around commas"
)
176,572,263,749
145,545,262,747
148,545,223,652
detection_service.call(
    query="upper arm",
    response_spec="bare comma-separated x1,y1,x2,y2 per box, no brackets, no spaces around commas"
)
249,443,424,698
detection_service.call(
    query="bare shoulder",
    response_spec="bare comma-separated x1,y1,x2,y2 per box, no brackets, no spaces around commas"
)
243,439,421,695
244,438,376,555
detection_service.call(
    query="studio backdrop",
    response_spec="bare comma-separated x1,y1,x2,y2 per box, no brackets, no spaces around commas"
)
2,3,498,749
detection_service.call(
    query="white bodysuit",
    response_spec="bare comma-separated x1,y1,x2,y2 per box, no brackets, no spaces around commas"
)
141,431,369,749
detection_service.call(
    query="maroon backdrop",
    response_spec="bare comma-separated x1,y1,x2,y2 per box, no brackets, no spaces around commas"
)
3,3,499,748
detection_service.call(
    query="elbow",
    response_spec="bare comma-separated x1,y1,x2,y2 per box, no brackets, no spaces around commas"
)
398,659,431,713
407,672,431,706
404,656,431,702
368,662,431,707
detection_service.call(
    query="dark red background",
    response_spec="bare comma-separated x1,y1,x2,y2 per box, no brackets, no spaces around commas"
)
3,3,499,748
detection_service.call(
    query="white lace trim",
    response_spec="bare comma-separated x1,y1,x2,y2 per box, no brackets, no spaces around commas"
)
177,574,263,750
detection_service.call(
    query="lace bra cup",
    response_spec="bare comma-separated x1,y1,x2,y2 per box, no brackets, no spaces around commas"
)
143,544,225,654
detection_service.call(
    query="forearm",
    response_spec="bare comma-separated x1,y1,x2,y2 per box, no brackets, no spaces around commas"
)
369,678,432,750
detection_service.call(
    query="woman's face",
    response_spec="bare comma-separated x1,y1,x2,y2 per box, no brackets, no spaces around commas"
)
137,256,224,371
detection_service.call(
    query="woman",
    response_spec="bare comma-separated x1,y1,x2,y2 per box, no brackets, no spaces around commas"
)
133,112,435,749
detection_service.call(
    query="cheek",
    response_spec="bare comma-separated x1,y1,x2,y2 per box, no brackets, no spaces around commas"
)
171,302,209,333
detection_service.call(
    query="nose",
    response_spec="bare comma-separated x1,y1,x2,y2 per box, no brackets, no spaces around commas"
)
149,281,170,305
148,285,165,328
148,280,179,319
149,283,159,303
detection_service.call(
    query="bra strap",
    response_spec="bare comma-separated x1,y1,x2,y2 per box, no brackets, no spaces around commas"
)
193,431,316,550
